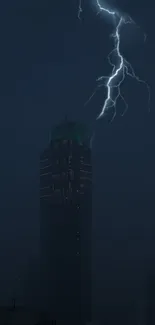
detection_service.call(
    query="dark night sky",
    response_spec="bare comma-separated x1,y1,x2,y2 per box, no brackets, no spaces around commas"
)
0,0,155,321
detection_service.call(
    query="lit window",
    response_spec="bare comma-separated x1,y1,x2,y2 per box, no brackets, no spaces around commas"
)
69,170,74,180
40,158,48,163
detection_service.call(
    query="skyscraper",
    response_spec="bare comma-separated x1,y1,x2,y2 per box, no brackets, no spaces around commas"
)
40,120,92,324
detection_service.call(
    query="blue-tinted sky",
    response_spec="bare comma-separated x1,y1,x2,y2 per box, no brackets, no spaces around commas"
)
0,0,154,321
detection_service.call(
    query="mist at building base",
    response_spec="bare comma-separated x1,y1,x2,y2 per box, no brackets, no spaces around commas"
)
2,121,155,325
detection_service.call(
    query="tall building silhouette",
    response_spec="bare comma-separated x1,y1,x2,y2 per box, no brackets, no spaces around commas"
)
40,120,92,324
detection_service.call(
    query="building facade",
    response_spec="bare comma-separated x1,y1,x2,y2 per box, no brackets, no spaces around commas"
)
40,121,92,324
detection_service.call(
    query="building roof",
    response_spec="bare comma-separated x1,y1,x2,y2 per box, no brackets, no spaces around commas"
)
51,121,91,144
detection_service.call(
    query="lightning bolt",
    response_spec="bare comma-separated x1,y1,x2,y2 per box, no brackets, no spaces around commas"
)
78,0,150,121
78,0,82,20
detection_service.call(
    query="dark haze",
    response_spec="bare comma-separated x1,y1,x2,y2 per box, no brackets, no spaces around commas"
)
0,0,154,323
